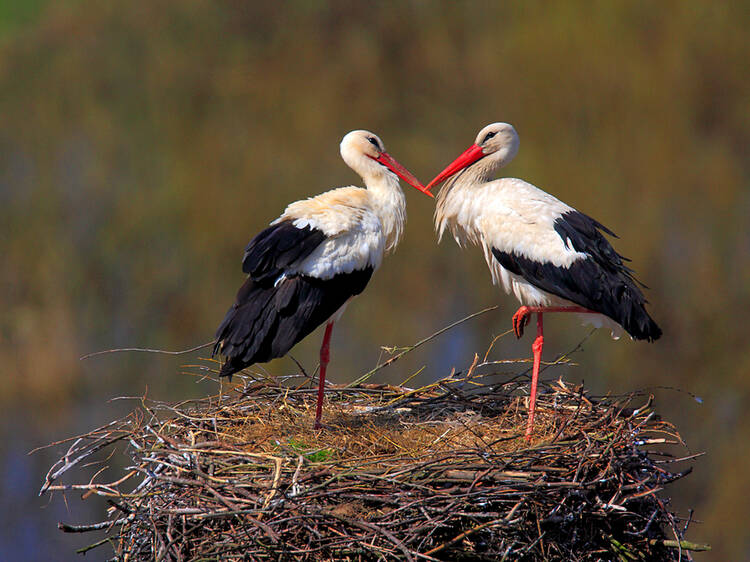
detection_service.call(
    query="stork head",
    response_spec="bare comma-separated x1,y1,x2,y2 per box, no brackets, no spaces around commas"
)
426,122,520,191
340,130,433,197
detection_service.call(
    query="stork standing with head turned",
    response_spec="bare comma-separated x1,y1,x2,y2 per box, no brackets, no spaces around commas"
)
426,122,661,440
214,130,432,428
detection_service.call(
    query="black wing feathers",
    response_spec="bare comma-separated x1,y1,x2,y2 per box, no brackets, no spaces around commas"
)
241,220,327,281
553,210,624,267
214,269,373,378
214,217,345,377
215,217,383,377
492,210,661,341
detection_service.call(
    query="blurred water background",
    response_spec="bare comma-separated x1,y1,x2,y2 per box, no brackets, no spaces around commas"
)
1,2,748,559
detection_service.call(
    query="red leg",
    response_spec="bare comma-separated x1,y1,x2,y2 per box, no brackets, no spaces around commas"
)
314,322,334,429
525,313,544,441
512,305,594,441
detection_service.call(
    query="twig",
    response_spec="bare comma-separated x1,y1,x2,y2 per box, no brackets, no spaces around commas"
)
80,340,217,360
650,539,711,552
59,518,129,533
347,305,499,387
425,517,506,556
76,537,114,555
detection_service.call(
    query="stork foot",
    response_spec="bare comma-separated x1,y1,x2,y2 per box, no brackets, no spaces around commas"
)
512,306,532,338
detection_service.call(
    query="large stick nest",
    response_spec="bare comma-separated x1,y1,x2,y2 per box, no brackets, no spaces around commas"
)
42,365,703,561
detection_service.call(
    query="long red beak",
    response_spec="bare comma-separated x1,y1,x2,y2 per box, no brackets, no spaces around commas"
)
373,152,434,198
425,144,486,192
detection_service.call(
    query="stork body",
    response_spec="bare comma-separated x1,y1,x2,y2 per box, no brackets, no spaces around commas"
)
427,123,661,439
215,130,431,428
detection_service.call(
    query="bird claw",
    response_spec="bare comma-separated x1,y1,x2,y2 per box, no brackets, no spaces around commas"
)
512,307,531,338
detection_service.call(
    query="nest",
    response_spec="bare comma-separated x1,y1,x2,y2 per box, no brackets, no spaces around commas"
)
42,365,705,561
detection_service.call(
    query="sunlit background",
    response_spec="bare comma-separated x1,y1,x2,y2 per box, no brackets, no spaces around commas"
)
2,2,748,559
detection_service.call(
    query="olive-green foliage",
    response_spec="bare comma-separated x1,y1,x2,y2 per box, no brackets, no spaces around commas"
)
1,1,748,558
286,438,332,464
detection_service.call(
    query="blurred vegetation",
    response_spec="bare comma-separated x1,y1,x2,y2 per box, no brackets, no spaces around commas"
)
1,1,748,559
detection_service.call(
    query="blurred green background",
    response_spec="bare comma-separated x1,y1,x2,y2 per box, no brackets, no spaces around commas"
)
2,1,748,559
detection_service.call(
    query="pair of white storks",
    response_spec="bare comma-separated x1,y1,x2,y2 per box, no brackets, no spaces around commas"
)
214,125,661,437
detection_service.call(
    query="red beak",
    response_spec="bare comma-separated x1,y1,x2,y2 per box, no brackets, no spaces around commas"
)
373,152,434,198
425,144,486,192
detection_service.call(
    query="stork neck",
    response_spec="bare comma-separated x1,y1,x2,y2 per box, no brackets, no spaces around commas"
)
436,158,495,211
364,171,406,251
456,156,498,189
434,158,501,246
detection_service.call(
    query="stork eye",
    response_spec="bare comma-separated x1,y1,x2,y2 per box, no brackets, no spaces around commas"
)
482,131,497,144
367,137,380,149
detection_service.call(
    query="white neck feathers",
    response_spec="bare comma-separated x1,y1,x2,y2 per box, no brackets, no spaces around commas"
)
364,170,406,251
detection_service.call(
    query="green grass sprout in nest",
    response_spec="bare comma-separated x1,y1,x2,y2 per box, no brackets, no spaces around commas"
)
40,361,707,561
285,438,333,463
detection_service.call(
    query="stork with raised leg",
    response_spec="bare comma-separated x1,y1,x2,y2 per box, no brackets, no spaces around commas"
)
426,122,661,440
214,130,432,428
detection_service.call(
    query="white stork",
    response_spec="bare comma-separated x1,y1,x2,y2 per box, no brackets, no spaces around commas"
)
214,130,432,428
426,122,661,440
